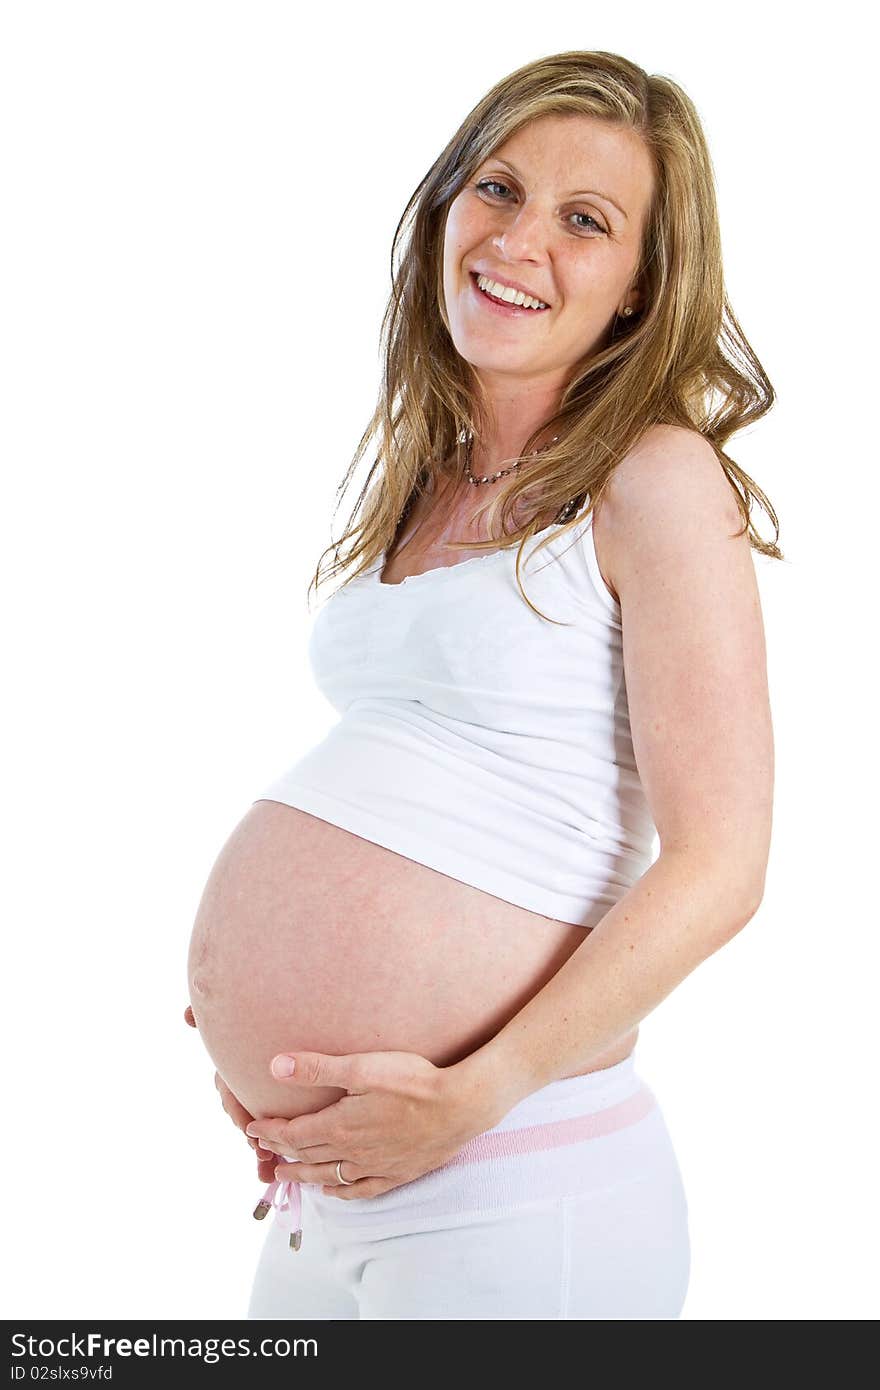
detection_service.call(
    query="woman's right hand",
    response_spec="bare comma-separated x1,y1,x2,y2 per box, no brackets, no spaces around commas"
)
184,1004,277,1183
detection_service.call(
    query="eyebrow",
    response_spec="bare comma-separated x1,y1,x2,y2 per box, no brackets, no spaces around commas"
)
483,156,629,221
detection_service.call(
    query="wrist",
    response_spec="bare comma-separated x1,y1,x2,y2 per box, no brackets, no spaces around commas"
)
440,1038,537,1138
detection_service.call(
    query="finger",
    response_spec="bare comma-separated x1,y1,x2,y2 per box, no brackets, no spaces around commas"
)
246,1135,331,1164
244,1119,303,1151
257,1156,276,1184
321,1176,391,1199
214,1074,253,1125
273,1159,363,1186
245,1110,342,1152
264,1141,341,1163
184,1005,197,1028
220,1091,253,1130
246,1135,276,1159
269,1051,369,1092
222,1100,271,1156
244,1130,281,1154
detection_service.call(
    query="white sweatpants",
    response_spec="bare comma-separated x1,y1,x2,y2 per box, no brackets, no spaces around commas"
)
247,1052,690,1320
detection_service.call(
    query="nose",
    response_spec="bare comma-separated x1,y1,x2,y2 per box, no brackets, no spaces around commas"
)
491,200,550,263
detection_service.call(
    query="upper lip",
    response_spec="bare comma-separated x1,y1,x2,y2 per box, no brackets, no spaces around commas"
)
471,269,551,306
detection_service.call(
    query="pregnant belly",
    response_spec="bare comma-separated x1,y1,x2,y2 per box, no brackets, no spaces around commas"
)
186,800,638,1122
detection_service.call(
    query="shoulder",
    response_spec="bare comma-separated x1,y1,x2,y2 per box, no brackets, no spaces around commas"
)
592,425,742,603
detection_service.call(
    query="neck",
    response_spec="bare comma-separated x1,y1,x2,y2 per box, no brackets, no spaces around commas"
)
469,379,563,476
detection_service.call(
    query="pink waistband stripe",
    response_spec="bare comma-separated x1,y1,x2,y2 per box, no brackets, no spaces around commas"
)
440,1082,657,1169
253,1079,657,1253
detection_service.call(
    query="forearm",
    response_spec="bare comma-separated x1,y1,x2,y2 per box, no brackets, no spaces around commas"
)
451,850,761,1126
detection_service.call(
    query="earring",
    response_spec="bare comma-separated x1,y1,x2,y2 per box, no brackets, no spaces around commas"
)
621,306,634,317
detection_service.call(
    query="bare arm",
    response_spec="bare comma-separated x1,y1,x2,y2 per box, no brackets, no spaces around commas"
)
451,427,774,1119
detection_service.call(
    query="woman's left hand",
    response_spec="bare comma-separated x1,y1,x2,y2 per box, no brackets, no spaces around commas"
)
244,1048,492,1198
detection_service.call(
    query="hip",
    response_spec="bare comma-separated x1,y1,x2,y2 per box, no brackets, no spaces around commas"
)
298,1050,687,1235
251,1050,691,1319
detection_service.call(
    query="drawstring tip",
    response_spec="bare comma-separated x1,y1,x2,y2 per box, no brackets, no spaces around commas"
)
254,1178,281,1221
253,1176,301,1247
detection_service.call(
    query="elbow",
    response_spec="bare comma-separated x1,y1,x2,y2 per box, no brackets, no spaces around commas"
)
733,845,770,926
703,877,764,950
659,846,768,942
716,866,767,941
729,878,765,932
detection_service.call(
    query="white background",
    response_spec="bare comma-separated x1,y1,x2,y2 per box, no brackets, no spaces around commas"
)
2,0,877,1322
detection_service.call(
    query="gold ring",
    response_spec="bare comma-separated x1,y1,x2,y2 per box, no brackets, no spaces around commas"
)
335,1159,356,1185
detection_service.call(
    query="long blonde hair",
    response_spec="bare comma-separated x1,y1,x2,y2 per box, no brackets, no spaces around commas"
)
308,49,783,619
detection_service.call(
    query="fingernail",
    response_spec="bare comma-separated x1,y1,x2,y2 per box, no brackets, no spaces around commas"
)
271,1055,296,1078
245,1124,259,1137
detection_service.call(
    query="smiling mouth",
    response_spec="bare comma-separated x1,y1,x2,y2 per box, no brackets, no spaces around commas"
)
469,272,551,314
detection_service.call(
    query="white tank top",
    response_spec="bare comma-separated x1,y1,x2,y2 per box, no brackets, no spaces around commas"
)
254,510,658,927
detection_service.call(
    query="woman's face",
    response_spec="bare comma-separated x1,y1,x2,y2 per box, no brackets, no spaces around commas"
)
441,113,656,392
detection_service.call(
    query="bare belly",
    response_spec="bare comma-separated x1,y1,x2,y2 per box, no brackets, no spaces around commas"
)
187,800,638,1123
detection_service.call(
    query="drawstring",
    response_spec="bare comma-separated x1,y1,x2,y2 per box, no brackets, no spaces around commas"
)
253,1173,303,1252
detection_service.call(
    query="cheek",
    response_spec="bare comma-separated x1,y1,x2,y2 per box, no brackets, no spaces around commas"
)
558,255,617,311
445,198,493,258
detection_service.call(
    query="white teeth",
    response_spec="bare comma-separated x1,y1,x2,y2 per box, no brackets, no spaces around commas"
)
476,274,548,310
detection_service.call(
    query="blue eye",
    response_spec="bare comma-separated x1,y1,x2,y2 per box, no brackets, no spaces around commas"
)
475,179,606,236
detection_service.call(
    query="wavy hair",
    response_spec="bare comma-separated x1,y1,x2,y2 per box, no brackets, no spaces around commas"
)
308,49,783,621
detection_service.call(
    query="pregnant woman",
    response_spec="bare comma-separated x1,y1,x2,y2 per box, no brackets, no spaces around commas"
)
185,49,780,1320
